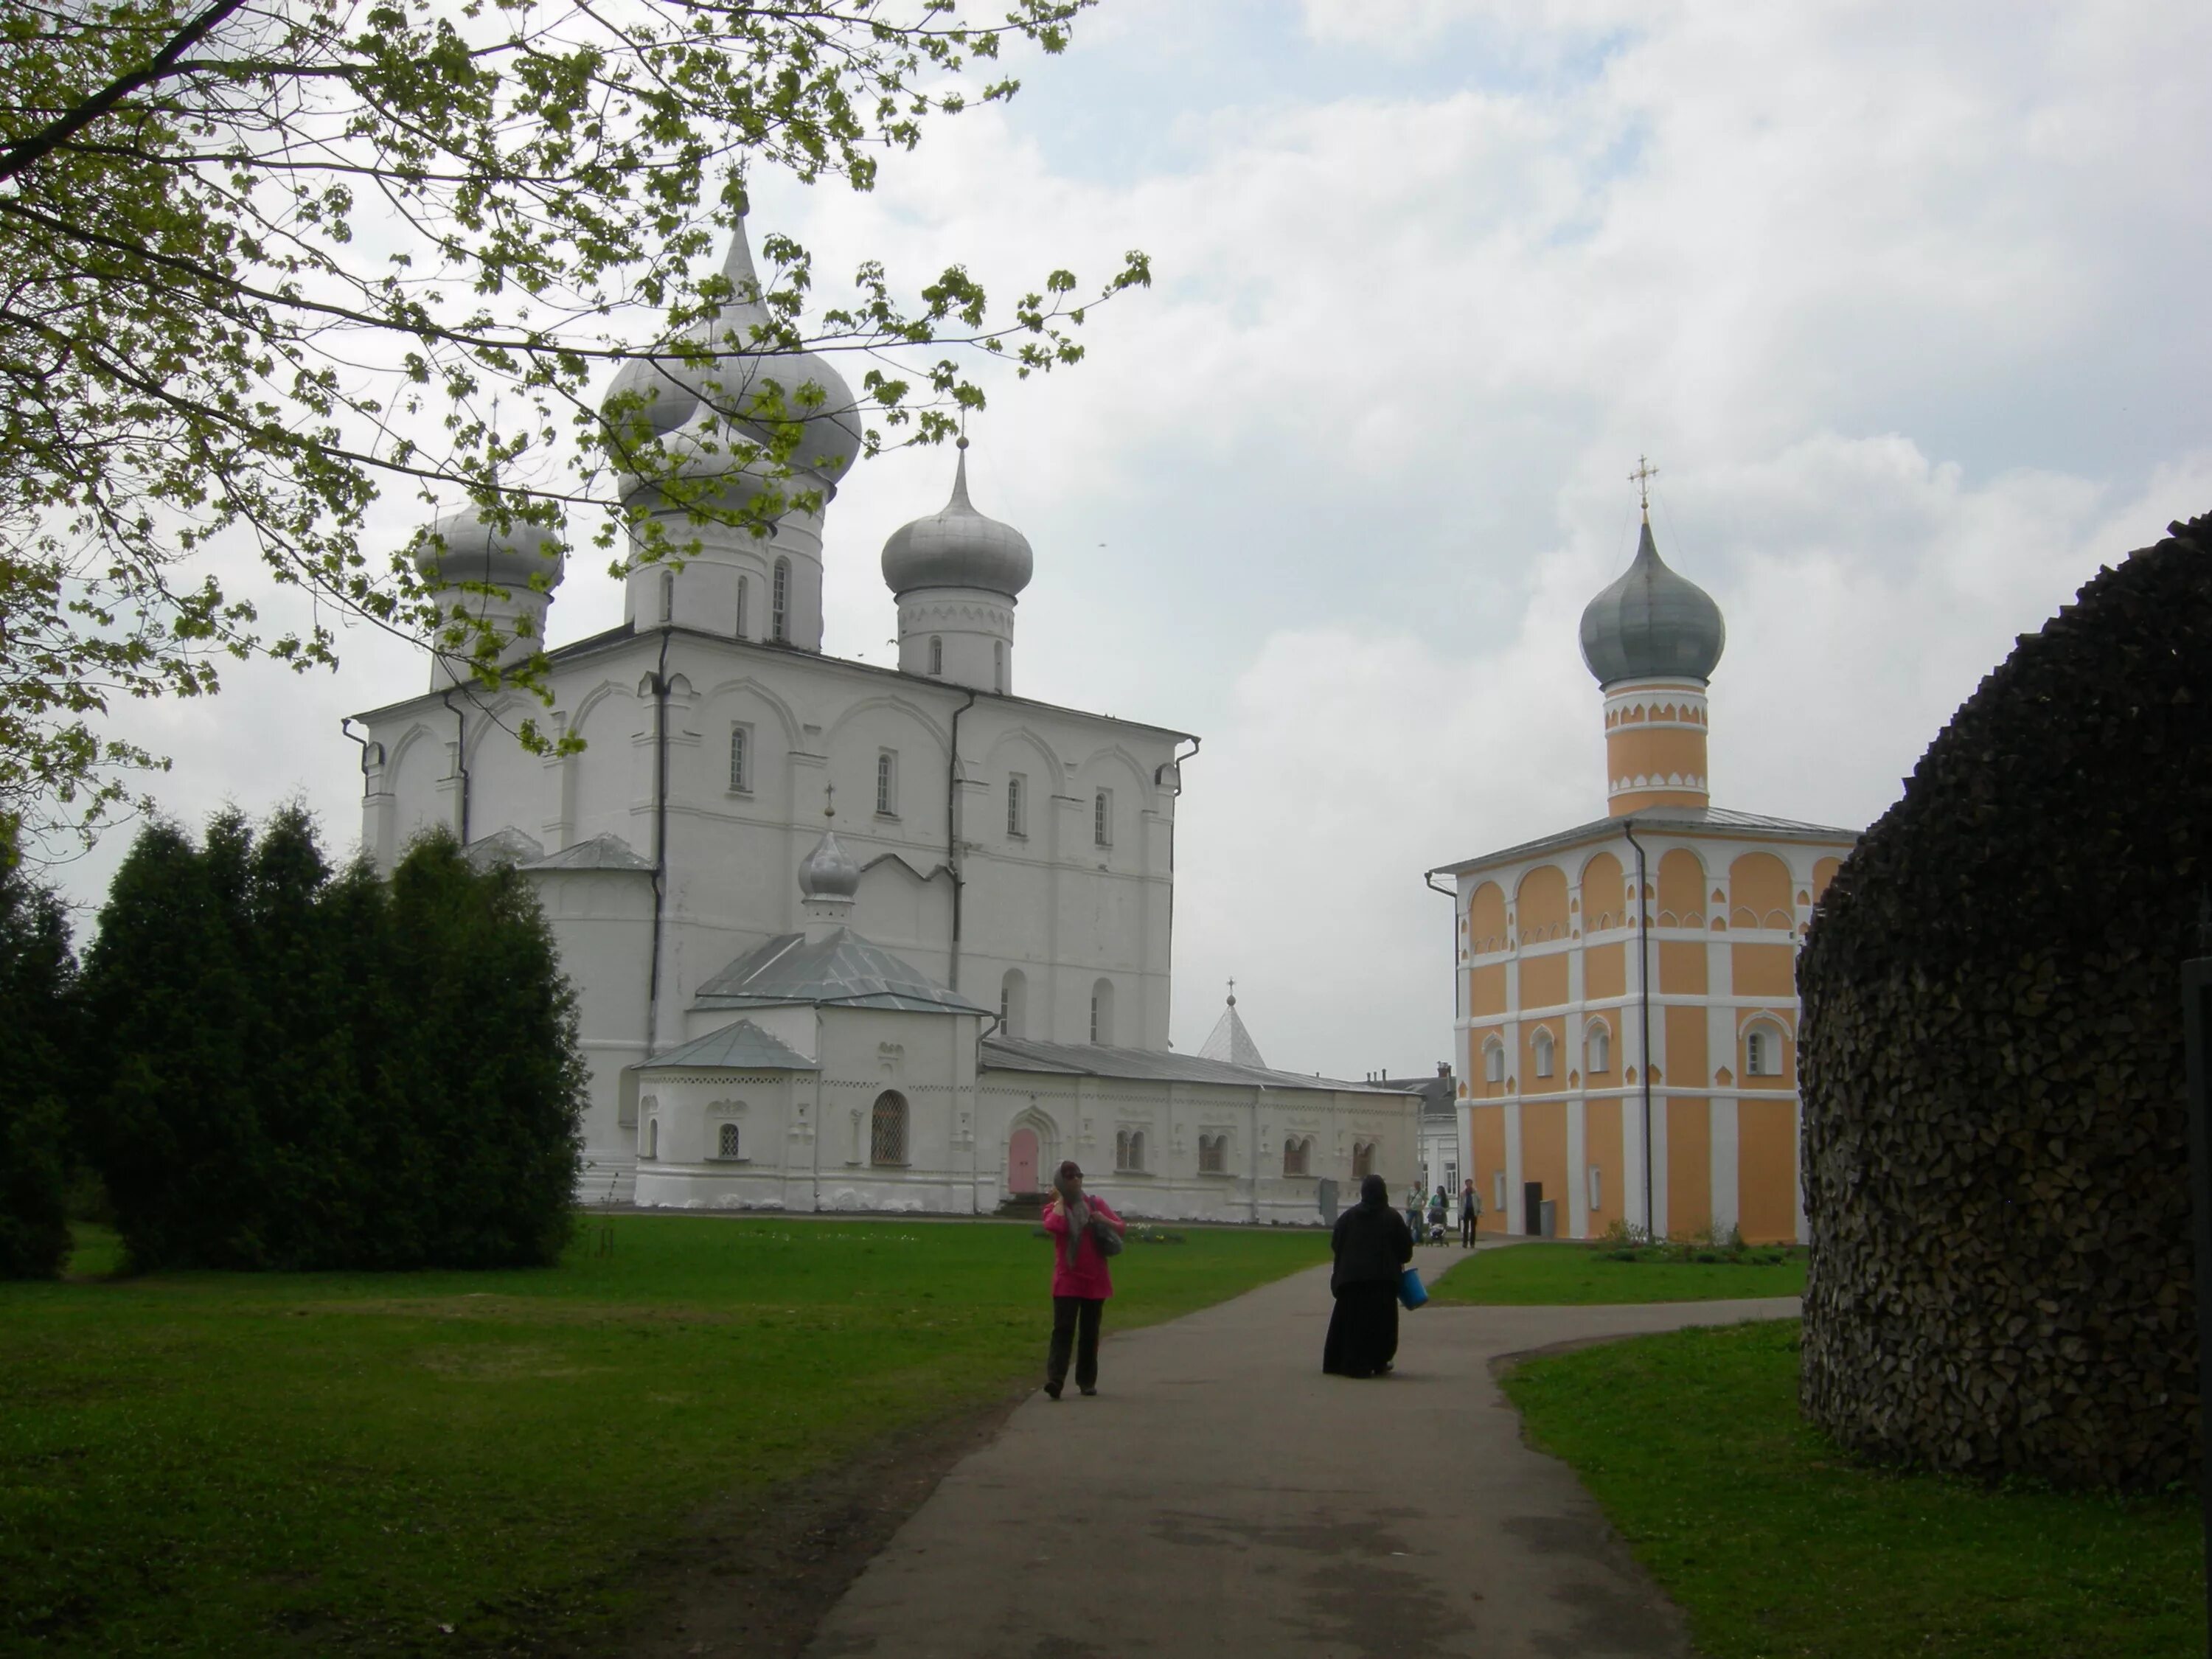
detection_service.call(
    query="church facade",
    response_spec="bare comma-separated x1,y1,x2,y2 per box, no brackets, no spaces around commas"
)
1430,501,1856,1245
346,216,1416,1220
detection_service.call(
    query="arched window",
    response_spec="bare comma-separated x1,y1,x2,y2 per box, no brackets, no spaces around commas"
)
1585,1022,1611,1074
644,1116,659,1160
1006,773,1026,838
1484,1039,1505,1084
728,725,751,793
993,638,1005,692
869,1091,908,1165
928,635,944,675
1745,1023,1787,1077
1352,1141,1374,1180
716,1122,741,1161
1093,789,1111,847
1090,978,1115,1045
1115,1129,1130,1170
659,568,675,625
1130,1130,1145,1172
1198,1133,1225,1174
771,557,790,642
1283,1136,1310,1178
1533,1028,1555,1079
875,749,897,816
735,574,750,638
1116,1129,1145,1173
998,968,1026,1040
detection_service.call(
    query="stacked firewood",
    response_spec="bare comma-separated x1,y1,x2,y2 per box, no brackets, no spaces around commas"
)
1798,512,2212,1490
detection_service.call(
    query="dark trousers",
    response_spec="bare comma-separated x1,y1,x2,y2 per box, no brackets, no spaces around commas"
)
1461,1212,1477,1246
1048,1295,1105,1390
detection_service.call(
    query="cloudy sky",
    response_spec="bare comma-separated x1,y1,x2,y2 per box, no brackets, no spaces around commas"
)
56,0,2212,1079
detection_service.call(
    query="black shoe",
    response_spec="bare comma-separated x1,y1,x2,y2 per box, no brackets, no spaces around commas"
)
1044,1382,1062,1399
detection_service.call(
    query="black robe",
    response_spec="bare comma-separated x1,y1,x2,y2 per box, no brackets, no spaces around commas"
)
1323,1200,1413,1377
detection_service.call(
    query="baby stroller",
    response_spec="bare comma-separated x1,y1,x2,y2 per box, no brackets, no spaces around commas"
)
1427,1214,1449,1247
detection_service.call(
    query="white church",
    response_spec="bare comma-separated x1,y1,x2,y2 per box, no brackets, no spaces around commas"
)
345,217,1416,1221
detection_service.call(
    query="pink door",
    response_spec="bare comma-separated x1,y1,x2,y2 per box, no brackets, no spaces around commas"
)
1009,1128,1040,1195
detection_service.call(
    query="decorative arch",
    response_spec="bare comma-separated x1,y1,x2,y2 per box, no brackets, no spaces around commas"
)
1515,864,1570,942
567,678,644,747
1583,1017,1613,1075
821,691,953,754
869,1091,908,1166
1738,1009,1793,1079
1074,742,1155,802
696,675,805,748
981,726,1067,796
1730,852,1796,930
1655,847,1707,928
1577,850,1627,932
1467,881,1508,954
1006,1107,1057,1195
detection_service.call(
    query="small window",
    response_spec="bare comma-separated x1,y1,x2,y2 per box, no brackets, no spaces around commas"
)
1089,978,1114,1045
1352,1141,1374,1180
992,639,1006,692
1586,1023,1610,1074
1587,1164,1603,1211
1116,1130,1146,1173
1484,1041,1505,1085
771,557,790,642
1747,1027,1784,1077
928,635,943,676
716,1122,741,1161
999,969,1026,1040
659,568,675,625
876,749,898,817
1115,1129,1130,1170
1199,1133,1225,1175
1283,1136,1310,1178
1093,789,1111,848
735,574,749,638
1006,773,1026,838
869,1091,908,1166
728,725,751,793
1533,1029,1554,1079
1493,1171,1506,1214
644,1117,659,1160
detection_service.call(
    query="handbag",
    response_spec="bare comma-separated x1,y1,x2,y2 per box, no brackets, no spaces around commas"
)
1397,1265,1427,1310
1091,1217,1124,1258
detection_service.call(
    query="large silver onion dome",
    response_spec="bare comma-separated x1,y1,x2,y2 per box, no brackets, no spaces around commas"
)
880,441,1034,599
603,215,863,485
1579,517,1725,686
797,826,861,901
414,506,566,591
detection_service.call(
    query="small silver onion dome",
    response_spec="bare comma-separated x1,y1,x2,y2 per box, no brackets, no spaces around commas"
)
880,441,1034,599
1579,518,1726,686
797,827,861,902
603,215,862,485
414,507,566,592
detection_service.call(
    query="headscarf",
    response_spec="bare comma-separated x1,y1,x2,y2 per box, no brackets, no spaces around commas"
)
1054,1161,1090,1267
1359,1173,1389,1208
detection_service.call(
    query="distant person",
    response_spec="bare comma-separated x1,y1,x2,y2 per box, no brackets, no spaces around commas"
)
1427,1187,1448,1239
1460,1178,1481,1248
1040,1161,1125,1399
1404,1182,1425,1239
1324,1173,1415,1379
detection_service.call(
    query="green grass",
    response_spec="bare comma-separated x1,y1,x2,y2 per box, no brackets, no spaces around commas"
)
3,1214,1328,1657
1506,1320,2205,1658
1425,1240,1807,1304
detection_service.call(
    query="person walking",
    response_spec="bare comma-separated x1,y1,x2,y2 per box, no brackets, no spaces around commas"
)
1324,1173,1415,1378
1040,1161,1125,1399
1460,1178,1481,1248
1403,1181,1425,1240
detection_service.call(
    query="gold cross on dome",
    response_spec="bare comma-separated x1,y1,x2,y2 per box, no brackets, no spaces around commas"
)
1629,455,1659,513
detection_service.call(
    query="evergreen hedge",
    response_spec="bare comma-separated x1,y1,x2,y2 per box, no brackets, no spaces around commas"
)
79,810,584,1271
0,858,77,1279
1799,511,2212,1490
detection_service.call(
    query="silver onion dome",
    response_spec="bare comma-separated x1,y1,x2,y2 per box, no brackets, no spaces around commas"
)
797,827,861,902
1578,517,1726,687
880,441,1034,599
413,506,566,592
602,215,863,486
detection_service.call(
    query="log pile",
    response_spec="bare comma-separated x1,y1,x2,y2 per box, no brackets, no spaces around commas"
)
1798,511,2212,1490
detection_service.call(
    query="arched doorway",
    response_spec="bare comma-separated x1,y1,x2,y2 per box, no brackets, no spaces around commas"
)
1008,1127,1040,1195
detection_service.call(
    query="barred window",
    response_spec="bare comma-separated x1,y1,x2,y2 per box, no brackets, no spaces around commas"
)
1198,1133,1225,1175
1093,789,1111,847
716,1122,741,1160
928,636,944,675
771,557,790,642
1006,773,1026,838
1089,978,1114,1045
870,1091,908,1166
1115,1130,1132,1171
876,749,898,816
728,726,751,793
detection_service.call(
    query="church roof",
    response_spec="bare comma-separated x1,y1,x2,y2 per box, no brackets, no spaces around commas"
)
1374,1069,1457,1119
692,928,992,1016
1579,516,1727,687
1427,804,1859,880
981,1034,1405,1096
1197,996,1267,1070
641,1018,818,1071
521,832,655,872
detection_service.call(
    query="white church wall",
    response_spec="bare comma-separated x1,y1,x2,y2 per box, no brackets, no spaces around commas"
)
531,868,655,1197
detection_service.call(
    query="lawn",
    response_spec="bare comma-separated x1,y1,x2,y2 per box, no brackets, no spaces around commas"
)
1506,1320,2204,1659
1425,1239,1807,1304
2,1214,1329,1658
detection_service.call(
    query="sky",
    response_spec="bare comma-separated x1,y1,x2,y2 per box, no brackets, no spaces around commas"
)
50,0,2212,1081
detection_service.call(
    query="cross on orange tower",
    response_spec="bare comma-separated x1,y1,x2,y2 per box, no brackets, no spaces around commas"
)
1629,455,1659,514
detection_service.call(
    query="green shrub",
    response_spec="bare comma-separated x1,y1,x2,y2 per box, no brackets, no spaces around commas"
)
0,858,77,1279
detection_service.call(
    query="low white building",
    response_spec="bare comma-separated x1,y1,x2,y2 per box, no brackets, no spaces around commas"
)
346,213,1419,1216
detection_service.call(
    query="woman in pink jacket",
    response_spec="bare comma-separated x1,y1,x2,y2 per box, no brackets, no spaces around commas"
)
1040,1160,1126,1399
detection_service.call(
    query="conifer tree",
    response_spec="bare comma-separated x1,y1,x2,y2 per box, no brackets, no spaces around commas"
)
0,855,77,1279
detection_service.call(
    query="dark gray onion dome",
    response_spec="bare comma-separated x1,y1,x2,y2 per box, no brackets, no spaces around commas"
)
1578,517,1726,686
602,217,862,485
797,827,860,900
414,507,565,591
880,442,1034,599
